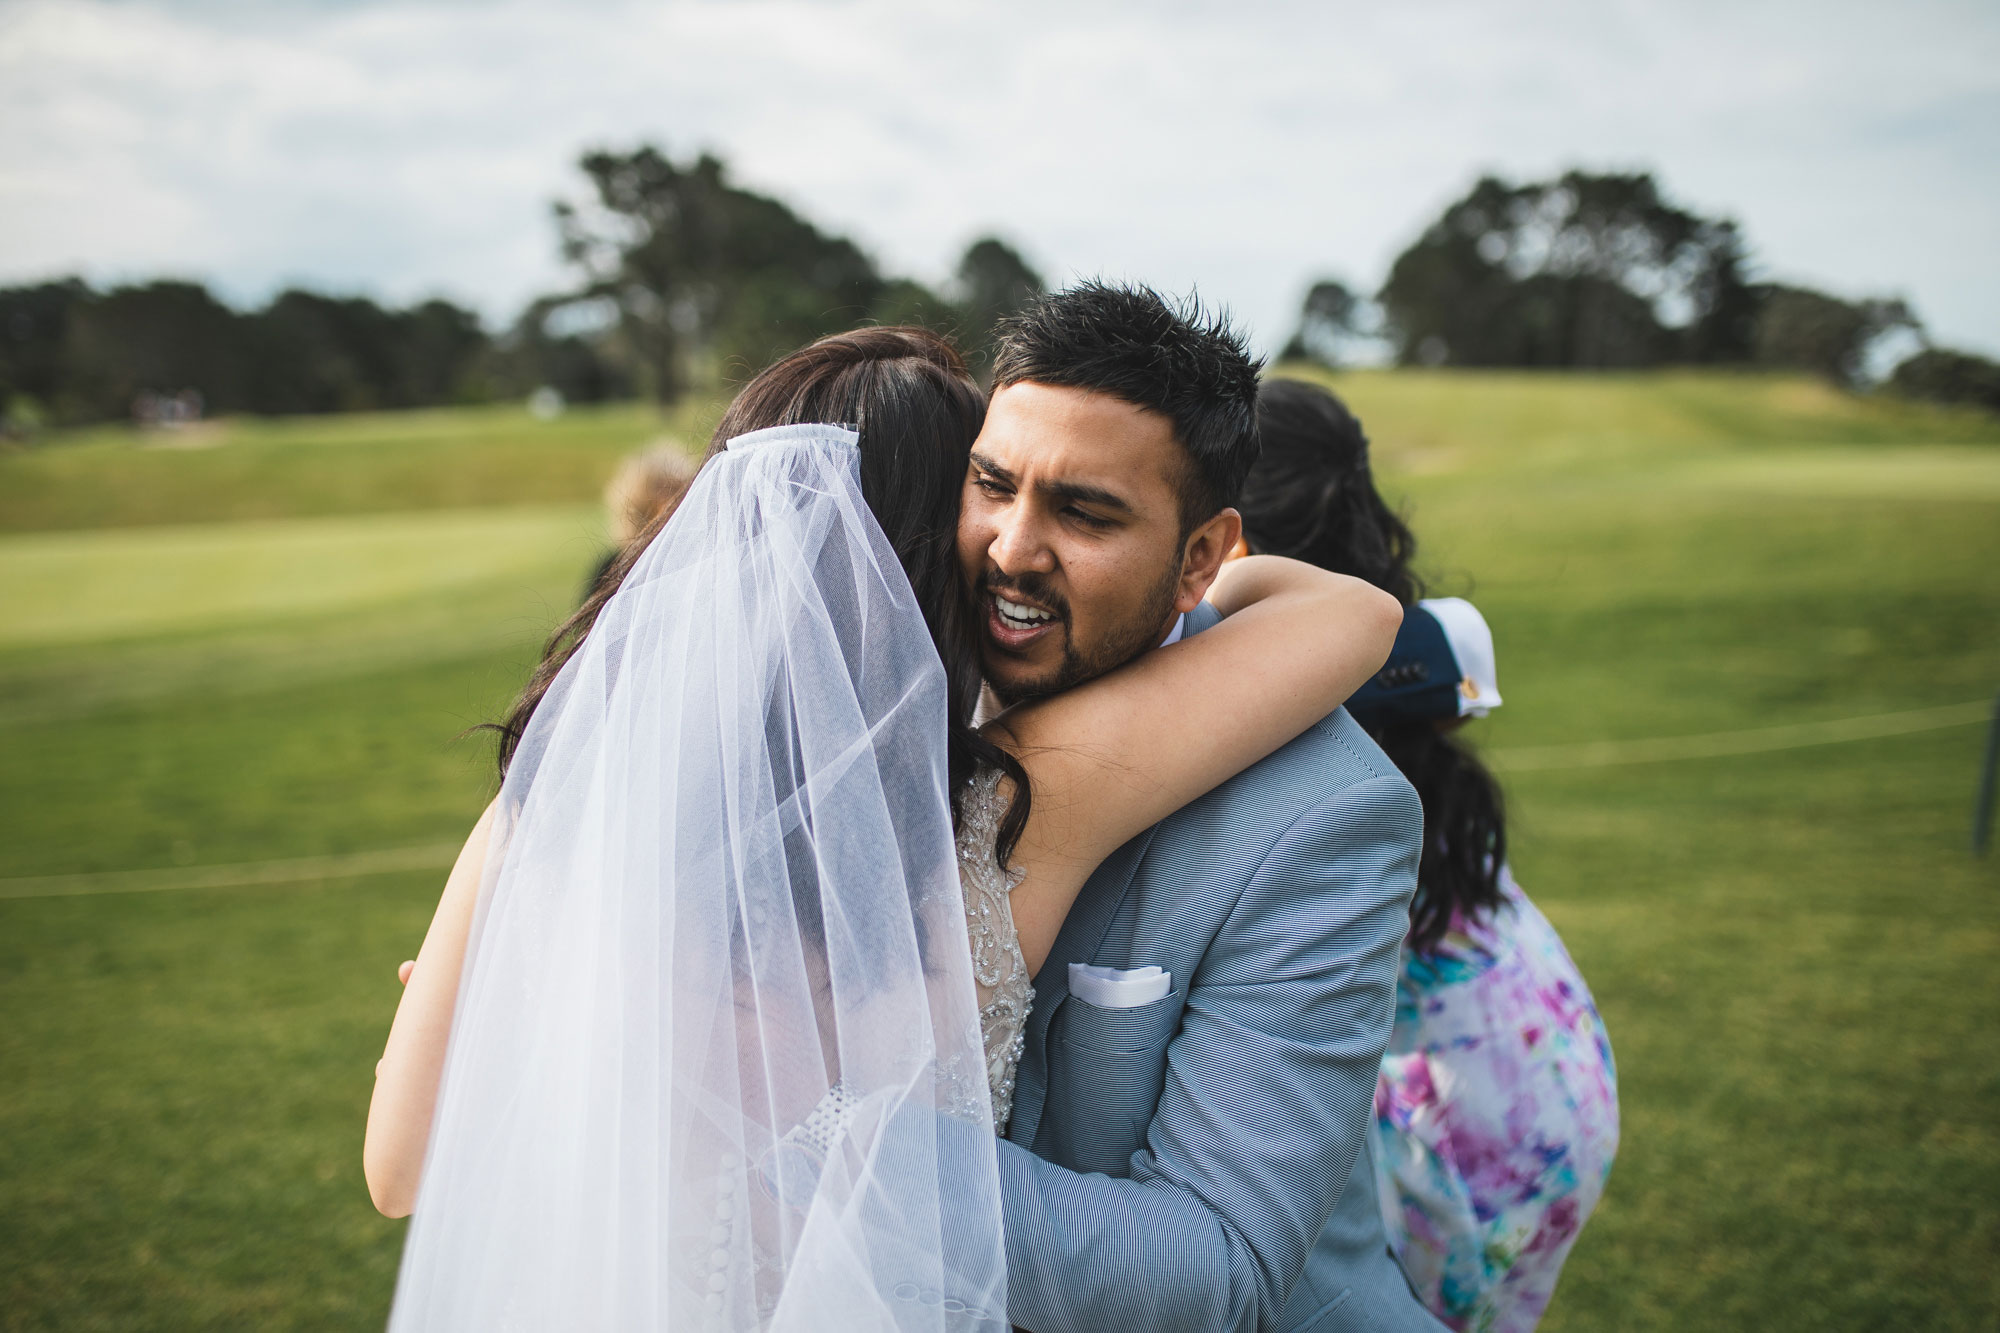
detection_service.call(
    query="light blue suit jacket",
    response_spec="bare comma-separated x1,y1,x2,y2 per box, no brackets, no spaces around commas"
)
995,602,1443,1333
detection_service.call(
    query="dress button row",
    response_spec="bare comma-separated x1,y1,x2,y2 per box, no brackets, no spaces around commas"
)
706,1154,739,1319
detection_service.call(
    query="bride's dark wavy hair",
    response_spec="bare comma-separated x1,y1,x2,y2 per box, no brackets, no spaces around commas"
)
493,326,1031,863
1243,377,1506,953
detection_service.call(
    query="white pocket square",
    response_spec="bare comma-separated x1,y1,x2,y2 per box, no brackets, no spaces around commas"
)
1068,963,1172,1009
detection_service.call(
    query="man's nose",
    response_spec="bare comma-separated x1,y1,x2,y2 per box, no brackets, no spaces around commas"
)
987,503,1057,577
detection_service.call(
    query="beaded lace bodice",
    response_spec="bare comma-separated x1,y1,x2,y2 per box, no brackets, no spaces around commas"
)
955,766,1033,1133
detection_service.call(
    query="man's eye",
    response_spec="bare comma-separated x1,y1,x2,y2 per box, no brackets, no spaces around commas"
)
1065,507,1112,530
974,477,1009,496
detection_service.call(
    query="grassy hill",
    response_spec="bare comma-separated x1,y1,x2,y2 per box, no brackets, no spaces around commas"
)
1,374,1995,1328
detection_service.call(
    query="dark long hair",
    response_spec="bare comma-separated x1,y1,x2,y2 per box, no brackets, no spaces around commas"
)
493,326,1031,862
1240,379,1421,605
1244,377,1505,952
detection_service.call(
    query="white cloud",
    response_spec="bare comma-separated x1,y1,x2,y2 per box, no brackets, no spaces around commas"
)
1,0,1995,356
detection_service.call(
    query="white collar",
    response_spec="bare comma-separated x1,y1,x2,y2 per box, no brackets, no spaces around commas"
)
1160,613,1187,648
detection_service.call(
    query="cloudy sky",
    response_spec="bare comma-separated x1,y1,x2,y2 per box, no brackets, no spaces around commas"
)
3,0,1996,357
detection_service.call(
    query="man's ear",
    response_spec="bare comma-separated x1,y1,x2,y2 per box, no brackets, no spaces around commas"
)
1175,508,1243,613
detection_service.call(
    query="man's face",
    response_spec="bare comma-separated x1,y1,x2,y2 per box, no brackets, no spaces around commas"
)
958,381,1222,704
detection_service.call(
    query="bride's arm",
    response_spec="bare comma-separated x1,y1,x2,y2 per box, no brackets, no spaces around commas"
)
987,556,1399,976
363,798,496,1218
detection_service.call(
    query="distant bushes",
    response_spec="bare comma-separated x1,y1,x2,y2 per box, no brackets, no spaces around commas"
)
1888,348,2000,415
1288,169,1995,414
0,278,608,429
2,144,1045,431
1747,284,1917,388
1373,172,1759,371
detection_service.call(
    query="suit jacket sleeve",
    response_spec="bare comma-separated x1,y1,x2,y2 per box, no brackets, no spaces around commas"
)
998,772,1421,1333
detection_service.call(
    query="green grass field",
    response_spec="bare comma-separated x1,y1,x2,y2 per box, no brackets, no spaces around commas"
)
2,374,1996,1329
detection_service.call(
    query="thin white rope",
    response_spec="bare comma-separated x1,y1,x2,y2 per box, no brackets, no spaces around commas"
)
1490,699,1991,772
2,700,1990,901
0,842,460,900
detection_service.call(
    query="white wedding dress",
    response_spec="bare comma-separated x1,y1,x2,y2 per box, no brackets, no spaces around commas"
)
955,767,1034,1132
389,424,1012,1331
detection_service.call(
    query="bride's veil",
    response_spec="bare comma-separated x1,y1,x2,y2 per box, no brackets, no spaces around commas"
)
388,423,1007,1330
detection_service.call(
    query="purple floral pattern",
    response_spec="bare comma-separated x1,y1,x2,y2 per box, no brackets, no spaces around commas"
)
1371,867,1618,1332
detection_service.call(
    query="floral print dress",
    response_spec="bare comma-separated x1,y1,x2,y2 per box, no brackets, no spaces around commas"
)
1371,866,1619,1333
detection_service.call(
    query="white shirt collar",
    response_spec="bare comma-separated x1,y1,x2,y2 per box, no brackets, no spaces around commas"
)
1160,612,1187,647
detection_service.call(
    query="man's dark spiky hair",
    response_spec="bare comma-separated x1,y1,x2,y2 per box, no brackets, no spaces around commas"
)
990,280,1264,533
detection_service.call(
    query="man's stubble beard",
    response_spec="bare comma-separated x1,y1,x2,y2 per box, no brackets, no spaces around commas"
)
988,558,1183,707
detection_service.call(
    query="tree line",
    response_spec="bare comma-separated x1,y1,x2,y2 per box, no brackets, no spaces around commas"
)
5,154,1995,432
0,145,1044,431
0,279,509,426
1283,169,2000,413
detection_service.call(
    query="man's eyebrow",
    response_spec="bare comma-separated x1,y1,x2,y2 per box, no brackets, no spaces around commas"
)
968,451,1015,484
969,450,1136,515
1042,478,1134,514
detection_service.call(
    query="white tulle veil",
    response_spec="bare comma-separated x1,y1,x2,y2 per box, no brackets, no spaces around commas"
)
388,423,1007,1331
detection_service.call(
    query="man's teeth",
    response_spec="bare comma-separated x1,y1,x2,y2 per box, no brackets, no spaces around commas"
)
995,596,1054,627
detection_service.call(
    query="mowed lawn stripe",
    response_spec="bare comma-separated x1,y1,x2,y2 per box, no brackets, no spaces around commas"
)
0,504,604,648
0,844,463,900
1491,699,1995,770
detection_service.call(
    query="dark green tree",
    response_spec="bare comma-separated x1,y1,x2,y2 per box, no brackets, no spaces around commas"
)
1682,223,1760,363
0,279,92,423
65,280,250,416
1378,171,1755,369
1888,347,2000,414
551,147,890,402
1,277,503,424
241,290,495,414
1750,285,1918,388
950,236,1043,377
503,296,635,405
397,299,492,405
1280,279,1367,367
245,290,399,413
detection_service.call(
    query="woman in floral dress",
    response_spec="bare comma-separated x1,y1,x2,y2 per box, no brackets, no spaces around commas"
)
1237,378,1619,1332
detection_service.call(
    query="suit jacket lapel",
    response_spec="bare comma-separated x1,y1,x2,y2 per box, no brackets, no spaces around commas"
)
1007,822,1160,1146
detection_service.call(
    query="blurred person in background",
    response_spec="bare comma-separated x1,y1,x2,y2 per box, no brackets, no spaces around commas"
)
585,440,699,595
1236,377,1619,1333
